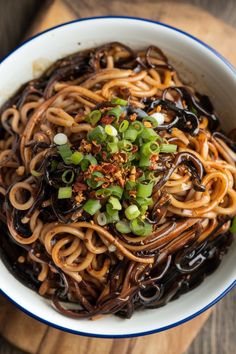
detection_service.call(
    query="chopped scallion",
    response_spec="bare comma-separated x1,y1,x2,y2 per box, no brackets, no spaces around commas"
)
230,216,236,233
88,125,106,143
105,124,118,136
124,128,138,142
136,182,154,198
130,218,152,236
87,110,101,125
107,106,122,119
160,143,177,153
62,170,75,184
115,220,131,234
58,144,73,164
83,199,101,215
119,120,129,132
125,204,140,220
58,186,72,199
141,141,160,156
111,97,128,106
70,151,83,165
109,196,122,210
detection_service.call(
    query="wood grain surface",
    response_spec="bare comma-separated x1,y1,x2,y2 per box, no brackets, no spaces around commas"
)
0,1,236,353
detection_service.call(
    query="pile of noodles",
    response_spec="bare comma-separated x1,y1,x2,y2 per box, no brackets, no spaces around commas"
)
0,42,236,319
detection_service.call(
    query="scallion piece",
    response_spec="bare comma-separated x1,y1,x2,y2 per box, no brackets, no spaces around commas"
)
70,151,83,165
136,182,154,198
125,204,140,220
83,199,101,215
130,218,152,236
58,186,72,199
87,171,104,189
115,220,131,234
125,180,136,191
58,144,73,164
136,197,153,207
124,128,138,142
107,106,122,119
31,170,42,177
111,97,128,106
230,216,236,233
119,120,129,132
105,205,120,222
119,139,133,152
141,127,159,141
141,141,160,156
160,143,177,153
62,170,75,184
139,155,151,168
131,121,144,133
54,133,68,145
95,185,123,199
97,212,108,226
88,125,106,143
105,124,118,136
81,154,97,171
109,196,122,210
143,116,159,128
87,110,101,125
107,142,119,153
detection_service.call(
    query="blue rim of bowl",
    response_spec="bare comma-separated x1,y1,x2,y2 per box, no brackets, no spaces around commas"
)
0,16,236,338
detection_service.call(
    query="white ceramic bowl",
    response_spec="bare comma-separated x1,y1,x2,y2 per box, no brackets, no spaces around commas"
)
0,16,236,338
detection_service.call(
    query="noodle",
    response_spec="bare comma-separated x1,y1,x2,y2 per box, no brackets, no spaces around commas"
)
0,43,235,319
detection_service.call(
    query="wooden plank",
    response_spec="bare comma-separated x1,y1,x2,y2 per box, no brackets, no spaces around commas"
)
1,1,236,354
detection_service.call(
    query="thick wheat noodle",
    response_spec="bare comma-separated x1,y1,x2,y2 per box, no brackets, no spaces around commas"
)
82,69,133,89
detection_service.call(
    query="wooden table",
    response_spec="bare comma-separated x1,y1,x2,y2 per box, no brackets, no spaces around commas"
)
0,1,236,353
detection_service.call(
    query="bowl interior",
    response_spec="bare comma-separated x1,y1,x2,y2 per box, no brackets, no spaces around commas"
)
0,17,236,337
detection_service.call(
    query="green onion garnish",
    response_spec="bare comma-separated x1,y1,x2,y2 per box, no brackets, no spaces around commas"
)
108,196,122,210
124,128,138,142
119,120,129,132
87,110,101,125
139,155,151,168
83,199,101,215
88,126,106,143
230,216,236,233
95,185,123,199
130,218,152,236
107,142,119,154
119,139,133,152
53,133,68,145
141,127,159,141
31,170,42,177
125,204,140,220
160,143,177,153
58,186,72,199
107,106,122,119
111,97,128,106
125,180,136,191
58,144,73,164
62,170,75,184
105,124,118,136
97,212,108,226
136,182,154,198
130,121,144,133
143,116,159,128
81,154,97,171
115,220,131,234
87,171,104,189
141,141,160,157
70,151,83,165
105,208,120,222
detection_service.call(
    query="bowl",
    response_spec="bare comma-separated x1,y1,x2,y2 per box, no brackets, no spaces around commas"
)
0,16,236,338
